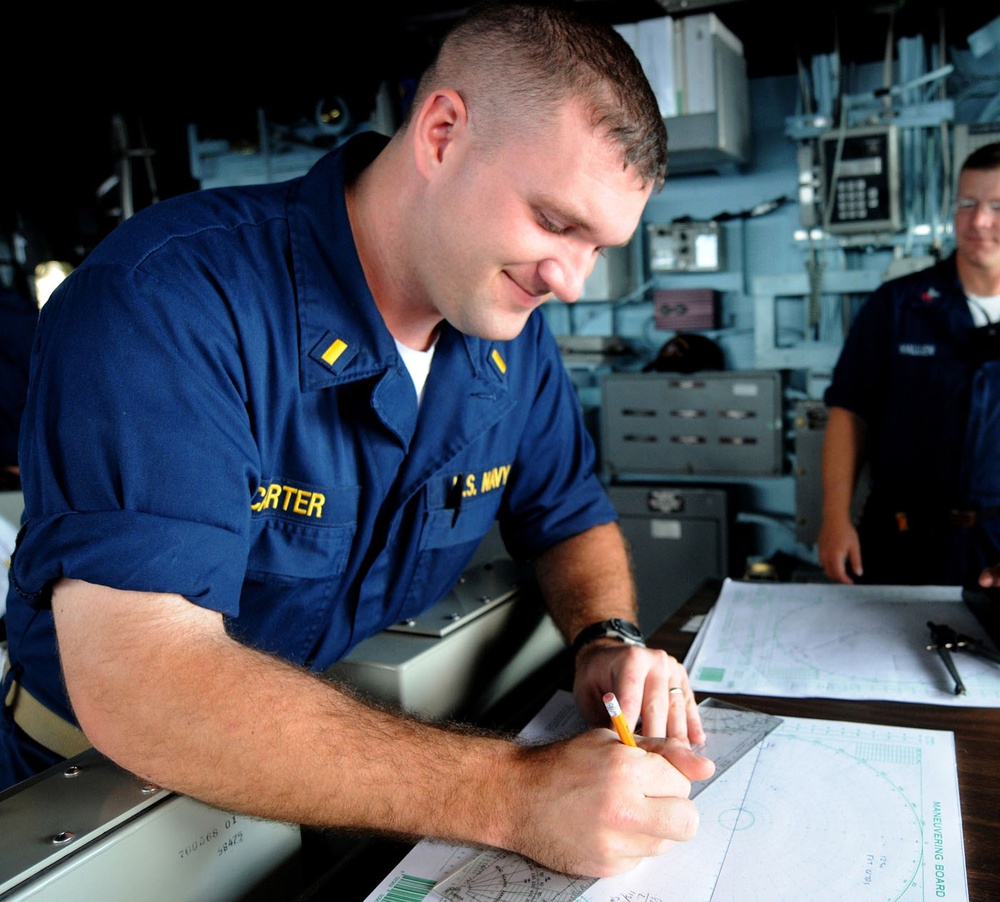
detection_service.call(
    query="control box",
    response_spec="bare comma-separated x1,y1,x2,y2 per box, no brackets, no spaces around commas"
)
325,560,565,722
608,485,730,631
0,750,301,901
601,370,785,477
647,221,724,272
653,288,720,331
819,125,901,234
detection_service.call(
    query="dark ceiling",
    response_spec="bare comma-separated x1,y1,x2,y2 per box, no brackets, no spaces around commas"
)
3,0,995,267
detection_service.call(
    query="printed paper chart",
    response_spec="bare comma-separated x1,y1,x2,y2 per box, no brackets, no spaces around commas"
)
586,716,964,901
366,710,965,902
686,579,1000,706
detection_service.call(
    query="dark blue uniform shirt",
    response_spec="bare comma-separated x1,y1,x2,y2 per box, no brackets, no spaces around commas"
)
5,134,616,731
825,253,1000,583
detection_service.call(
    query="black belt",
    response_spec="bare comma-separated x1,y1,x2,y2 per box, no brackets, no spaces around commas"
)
948,507,1000,527
887,506,1000,531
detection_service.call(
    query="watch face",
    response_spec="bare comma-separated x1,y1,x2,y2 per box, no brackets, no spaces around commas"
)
610,618,642,640
572,619,645,654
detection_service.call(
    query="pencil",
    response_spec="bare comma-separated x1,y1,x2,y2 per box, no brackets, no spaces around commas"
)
603,691,637,747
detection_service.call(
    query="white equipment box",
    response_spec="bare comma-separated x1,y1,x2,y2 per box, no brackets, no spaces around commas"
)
0,749,301,901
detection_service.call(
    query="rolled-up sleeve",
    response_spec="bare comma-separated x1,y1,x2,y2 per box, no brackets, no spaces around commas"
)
12,260,258,614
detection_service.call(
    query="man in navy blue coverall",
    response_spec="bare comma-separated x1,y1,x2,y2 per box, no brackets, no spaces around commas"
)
820,143,1000,586
2,2,714,879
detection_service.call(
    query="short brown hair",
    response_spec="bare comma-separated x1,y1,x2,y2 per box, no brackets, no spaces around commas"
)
405,1,669,190
961,142,1000,174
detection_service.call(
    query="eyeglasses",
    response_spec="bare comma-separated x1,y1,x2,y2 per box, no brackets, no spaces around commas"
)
955,197,1000,216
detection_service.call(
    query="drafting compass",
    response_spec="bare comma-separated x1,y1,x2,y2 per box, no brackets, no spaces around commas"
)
926,621,1000,695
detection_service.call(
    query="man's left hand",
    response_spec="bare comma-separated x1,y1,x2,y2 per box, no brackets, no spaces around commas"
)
572,642,706,747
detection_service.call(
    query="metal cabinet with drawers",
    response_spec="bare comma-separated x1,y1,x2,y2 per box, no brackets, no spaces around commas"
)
601,371,785,478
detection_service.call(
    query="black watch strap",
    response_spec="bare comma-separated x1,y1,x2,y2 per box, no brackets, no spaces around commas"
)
571,618,645,656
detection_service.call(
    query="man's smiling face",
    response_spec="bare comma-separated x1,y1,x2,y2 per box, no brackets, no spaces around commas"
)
413,98,653,343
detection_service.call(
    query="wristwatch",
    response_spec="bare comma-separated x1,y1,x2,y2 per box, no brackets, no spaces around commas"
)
571,618,646,656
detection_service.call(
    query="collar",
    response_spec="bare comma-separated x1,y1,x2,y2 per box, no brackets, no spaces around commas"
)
897,253,967,311
287,134,507,394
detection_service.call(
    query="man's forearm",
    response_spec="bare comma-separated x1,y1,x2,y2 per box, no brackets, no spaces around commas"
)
821,407,867,525
52,579,520,846
52,577,711,878
533,521,637,644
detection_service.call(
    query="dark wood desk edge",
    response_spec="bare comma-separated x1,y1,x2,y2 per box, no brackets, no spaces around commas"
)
649,578,999,900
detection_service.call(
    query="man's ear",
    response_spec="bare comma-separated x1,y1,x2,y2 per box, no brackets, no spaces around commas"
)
411,89,468,179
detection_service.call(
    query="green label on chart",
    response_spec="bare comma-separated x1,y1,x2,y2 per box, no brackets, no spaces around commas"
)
381,872,436,902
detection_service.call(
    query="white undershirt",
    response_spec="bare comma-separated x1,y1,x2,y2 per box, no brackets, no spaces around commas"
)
967,293,1000,327
394,337,437,406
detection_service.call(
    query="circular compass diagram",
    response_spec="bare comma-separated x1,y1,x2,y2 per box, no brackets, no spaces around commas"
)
608,728,926,902
770,599,964,687
434,849,596,902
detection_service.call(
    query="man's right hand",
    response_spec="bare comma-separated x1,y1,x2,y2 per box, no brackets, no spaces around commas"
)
817,518,863,584
505,727,714,878
978,563,1000,588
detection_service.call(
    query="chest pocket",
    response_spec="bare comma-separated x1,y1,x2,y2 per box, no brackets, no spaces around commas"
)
420,495,502,550
247,483,359,580
418,464,514,550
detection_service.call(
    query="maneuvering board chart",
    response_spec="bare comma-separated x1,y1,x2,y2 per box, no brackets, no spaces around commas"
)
363,692,967,901
685,579,1000,705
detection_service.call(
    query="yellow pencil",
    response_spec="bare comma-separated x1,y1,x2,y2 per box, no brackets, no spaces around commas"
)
602,691,637,747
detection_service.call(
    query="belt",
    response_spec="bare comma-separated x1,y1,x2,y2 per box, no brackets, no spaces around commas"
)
948,506,1000,528
2,662,92,759
891,507,1000,531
